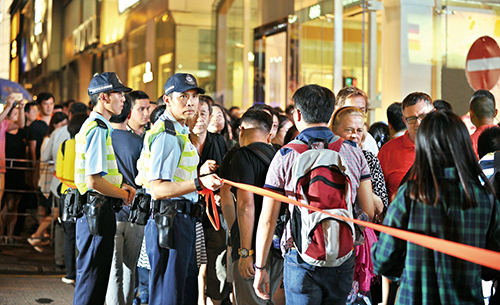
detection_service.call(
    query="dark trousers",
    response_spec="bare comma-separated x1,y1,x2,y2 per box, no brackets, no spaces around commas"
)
73,203,116,305
63,221,76,279
145,212,198,305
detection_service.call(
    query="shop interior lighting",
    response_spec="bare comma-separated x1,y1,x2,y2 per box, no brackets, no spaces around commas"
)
143,61,153,83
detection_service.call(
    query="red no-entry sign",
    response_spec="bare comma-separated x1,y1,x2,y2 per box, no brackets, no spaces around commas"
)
466,36,500,91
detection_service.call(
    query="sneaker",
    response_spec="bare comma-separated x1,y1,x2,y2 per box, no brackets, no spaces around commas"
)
61,277,75,285
27,236,49,247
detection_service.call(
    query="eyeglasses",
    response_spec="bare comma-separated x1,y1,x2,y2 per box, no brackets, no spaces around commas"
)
404,113,429,125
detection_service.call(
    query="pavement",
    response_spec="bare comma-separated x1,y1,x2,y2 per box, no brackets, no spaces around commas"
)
0,237,65,275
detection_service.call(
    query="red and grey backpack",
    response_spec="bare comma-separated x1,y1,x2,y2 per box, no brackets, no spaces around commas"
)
285,136,355,267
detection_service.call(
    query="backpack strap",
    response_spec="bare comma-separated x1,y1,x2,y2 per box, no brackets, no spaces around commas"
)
494,151,500,171
284,135,342,154
164,120,176,136
240,144,273,167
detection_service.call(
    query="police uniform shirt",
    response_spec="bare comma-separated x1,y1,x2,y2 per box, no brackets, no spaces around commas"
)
81,111,115,180
148,110,199,203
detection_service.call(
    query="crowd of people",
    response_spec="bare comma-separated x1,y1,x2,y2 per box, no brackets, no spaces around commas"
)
0,71,499,305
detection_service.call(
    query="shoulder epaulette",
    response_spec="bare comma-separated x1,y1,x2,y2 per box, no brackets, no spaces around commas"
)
95,118,108,129
164,120,176,136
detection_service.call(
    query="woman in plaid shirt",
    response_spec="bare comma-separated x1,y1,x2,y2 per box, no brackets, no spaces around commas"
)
372,110,500,304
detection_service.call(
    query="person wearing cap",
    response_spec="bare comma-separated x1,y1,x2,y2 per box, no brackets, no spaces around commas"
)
73,72,136,305
137,73,223,305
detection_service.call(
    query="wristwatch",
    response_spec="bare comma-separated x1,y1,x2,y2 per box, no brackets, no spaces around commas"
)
194,178,204,192
238,248,254,258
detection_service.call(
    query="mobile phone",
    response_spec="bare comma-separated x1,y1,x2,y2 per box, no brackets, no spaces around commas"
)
11,93,23,102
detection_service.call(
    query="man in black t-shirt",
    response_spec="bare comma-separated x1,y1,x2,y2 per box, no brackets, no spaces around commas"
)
219,109,282,304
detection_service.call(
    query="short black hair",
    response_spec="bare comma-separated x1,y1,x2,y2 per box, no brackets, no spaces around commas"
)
478,126,500,159
387,102,405,132
110,95,132,123
250,103,278,118
127,91,149,107
36,92,54,104
368,122,390,149
293,85,335,124
68,113,88,138
401,92,432,111
54,105,63,111
89,93,100,106
199,95,213,115
63,100,75,108
240,109,273,134
69,102,88,115
470,95,496,119
25,101,38,113
433,99,453,112
47,112,68,136
156,95,165,106
150,105,166,124
471,89,495,102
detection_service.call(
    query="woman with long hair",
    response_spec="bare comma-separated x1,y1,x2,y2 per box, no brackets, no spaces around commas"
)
372,110,500,304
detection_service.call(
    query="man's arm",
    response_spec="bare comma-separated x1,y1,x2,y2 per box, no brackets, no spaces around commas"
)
149,174,222,200
220,184,236,230
237,189,256,279
253,195,282,300
86,174,135,204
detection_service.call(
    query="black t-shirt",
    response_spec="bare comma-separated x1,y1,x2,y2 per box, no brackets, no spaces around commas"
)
219,142,276,259
28,120,48,160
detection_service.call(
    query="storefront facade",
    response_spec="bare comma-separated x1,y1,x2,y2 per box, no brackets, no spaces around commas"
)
10,0,216,103
215,0,500,121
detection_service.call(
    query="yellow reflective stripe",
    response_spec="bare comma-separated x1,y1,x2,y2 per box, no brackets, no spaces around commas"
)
74,119,122,194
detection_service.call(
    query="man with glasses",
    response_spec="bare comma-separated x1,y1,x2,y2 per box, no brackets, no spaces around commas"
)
73,72,136,304
378,92,434,202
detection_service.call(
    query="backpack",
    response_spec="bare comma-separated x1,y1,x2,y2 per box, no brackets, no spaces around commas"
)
285,136,355,267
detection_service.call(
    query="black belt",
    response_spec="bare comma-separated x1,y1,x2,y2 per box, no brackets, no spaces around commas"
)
153,199,192,215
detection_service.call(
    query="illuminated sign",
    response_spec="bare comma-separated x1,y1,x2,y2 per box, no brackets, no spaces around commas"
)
309,4,321,20
118,0,141,13
73,16,98,54
34,0,45,36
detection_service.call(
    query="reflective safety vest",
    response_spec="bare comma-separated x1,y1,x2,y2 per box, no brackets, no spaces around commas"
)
56,139,76,192
74,118,123,194
136,119,199,189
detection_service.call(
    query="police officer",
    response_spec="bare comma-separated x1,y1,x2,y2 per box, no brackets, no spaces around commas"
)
138,73,223,304
73,72,136,305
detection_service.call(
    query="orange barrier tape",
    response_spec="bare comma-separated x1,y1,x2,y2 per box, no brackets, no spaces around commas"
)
223,179,500,272
199,189,220,231
54,174,77,189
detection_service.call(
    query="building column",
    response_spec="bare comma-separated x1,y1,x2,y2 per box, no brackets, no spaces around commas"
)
381,0,435,111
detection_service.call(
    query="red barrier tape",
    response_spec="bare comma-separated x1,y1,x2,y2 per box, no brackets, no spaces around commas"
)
223,179,500,272
199,189,220,231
